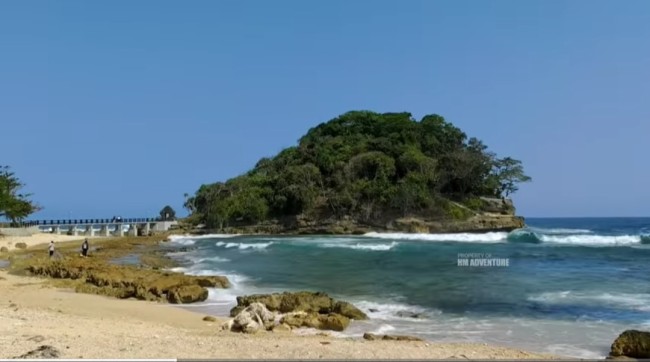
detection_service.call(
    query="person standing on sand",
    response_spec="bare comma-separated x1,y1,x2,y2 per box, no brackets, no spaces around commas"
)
49,241,54,258
81,238,89,257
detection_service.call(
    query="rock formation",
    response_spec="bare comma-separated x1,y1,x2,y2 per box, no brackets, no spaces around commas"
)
222,302,276,333
24,258,229,304
281,311,350,331
609,330,650,359
230,291,367,320
227,291,367,332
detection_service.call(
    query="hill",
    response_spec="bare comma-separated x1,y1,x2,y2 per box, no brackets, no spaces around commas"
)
184,111,530,234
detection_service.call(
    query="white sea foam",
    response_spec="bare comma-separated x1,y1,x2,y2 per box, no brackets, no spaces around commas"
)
351,299,440,321
216,242,274,250
319,241,399,251
168,234,239,243
544,344,605,360
528,227,593,234
528,291,650,312
171,238,196,246
373,324,397,334
193,256,231,263
363,231,508,243
538,234,641,246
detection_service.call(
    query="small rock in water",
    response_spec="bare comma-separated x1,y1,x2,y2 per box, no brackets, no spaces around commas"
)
395,310,426,319
368,308,379,313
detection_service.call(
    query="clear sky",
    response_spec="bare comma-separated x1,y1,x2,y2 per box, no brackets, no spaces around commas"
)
1,0,648,219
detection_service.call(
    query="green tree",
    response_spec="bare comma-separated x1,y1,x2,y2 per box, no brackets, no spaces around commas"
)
492,157,532,197
184,111,531,227
0,166,40,224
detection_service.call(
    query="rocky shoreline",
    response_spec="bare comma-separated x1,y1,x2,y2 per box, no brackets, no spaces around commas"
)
2,234,648,359
196,213,525,236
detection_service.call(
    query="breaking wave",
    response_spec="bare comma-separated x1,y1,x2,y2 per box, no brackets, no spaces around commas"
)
216,241,274,250
507,229,644,246
364,231,508,243
319,241,399,251
528,291,650,312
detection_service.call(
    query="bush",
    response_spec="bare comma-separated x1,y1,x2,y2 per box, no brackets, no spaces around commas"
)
463,197,486,211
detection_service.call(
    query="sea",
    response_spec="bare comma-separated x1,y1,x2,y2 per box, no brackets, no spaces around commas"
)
165,217,650,359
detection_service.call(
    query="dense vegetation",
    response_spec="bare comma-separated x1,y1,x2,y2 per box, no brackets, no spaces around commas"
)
0,165,40,224
185,111,530,229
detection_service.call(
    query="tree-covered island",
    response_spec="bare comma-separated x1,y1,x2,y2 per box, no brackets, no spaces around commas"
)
184,111,531,234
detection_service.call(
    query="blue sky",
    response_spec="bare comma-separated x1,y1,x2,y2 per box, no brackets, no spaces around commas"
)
1,0,648,219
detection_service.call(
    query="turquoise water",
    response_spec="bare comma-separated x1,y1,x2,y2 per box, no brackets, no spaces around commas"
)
167,218,650,358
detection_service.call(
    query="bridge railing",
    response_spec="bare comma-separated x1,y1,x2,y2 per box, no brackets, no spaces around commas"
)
12,217,169,228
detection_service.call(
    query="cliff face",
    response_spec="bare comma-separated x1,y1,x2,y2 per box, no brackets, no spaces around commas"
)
215,198,524,235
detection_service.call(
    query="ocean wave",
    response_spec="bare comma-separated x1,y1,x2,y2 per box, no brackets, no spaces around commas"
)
506,230,543,244
539,234,642,246
528,291,650,312
319,241,399,251
363,232,508,243
169,238,196,246
352,299,441,321
508,229,644,246
363,228,646,246
193,256,231,263
216,241,274,250
168,234,239,244
528,227,593,235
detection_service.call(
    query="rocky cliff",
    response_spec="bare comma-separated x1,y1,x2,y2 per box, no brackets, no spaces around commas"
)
208,197,524,235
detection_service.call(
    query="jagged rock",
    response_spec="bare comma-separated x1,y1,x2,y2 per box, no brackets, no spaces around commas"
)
15,242,27,249
202,316,217,322
363,333,424,341
281,311,350,331
231,291,367,321
15,345,60,358
195,276,231,288
610,330,650,359
25,258,229,304
395,310,426,319
167,285,208,304
224,302,276,334
333,301,368,320
0,246,9,253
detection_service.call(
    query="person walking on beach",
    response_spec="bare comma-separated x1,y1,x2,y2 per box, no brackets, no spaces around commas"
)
81,238,89,257
49,241,55,258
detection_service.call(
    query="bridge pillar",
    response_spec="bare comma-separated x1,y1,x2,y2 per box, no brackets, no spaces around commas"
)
128,223,137,237
144,223,151,236
100,226,109,237
85,225,95,237
116,224,124,237
72,225,79,236
53,226,61,235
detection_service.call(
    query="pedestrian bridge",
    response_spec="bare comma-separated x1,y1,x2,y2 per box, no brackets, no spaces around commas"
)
19,218,178,237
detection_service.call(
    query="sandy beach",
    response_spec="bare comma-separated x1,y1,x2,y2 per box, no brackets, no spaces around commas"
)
0,232,95,252
0,236,563,360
